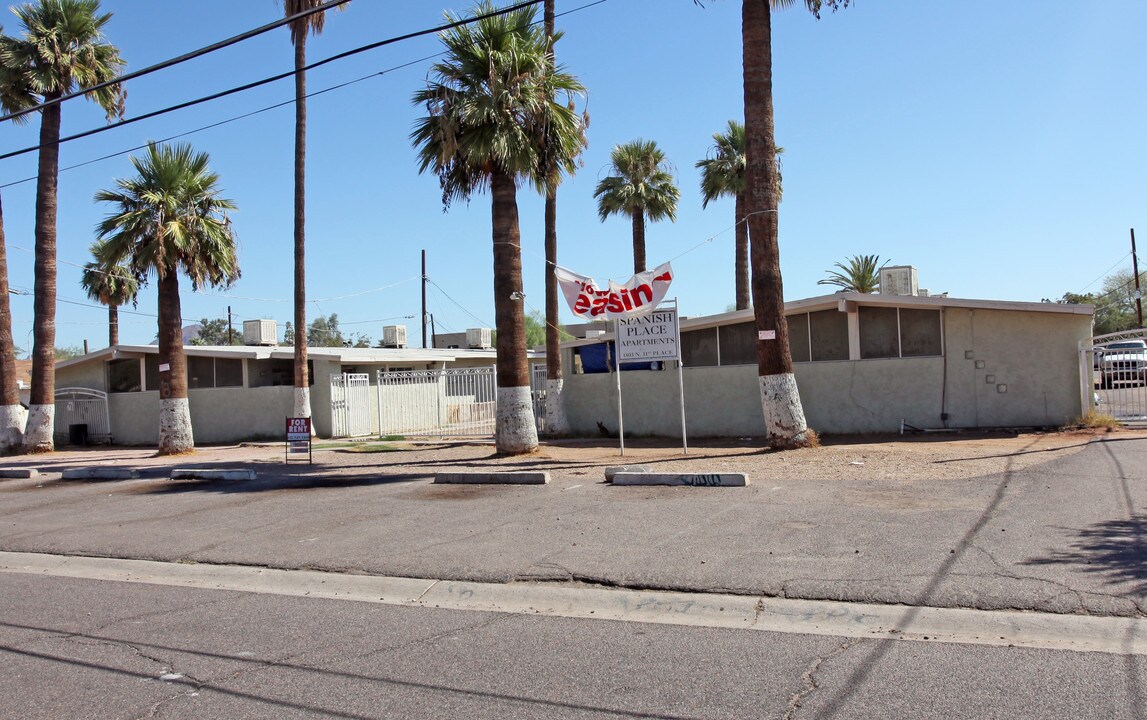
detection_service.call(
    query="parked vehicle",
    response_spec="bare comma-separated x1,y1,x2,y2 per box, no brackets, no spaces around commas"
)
1097,339,1147,388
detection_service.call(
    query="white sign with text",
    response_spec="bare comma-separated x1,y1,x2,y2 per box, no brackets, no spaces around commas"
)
617,308,679,362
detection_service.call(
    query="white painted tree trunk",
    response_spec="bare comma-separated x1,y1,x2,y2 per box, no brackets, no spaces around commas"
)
544,378,569,436
0,403,26,453
21,404,54,453
158,398,194,455
758,373,809,448
293,387,316,436
496,385,538,454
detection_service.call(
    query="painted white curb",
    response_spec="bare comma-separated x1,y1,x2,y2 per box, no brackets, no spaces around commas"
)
434,472,549,485
611,472,748,487
603,465,652,481
0,468,38,479
171,469,257,481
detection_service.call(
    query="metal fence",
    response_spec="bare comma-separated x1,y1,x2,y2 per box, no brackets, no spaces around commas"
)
331,373,372,438
377,367,497,436
54,387,111,444
1082,330,1147,424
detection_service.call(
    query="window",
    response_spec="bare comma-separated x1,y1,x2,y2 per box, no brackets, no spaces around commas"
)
858,307,943,359
215,358,243,387
249,359,312,387
717,322,757,365
681,328,718,367
187,356,215,389
107,358,141,393
788,314,810,363
809,310,849,361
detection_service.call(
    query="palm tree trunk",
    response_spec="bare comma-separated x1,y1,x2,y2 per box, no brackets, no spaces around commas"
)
631,210,646,274
542,0,568,435
491,170,538,454
23,94,63,453
734,191,750,310
0,190,26,452
292,31,312,427
108,304,119,346
157,269,193,454
742,0,809,449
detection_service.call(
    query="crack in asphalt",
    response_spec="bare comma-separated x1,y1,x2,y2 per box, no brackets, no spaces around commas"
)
783,638,862,720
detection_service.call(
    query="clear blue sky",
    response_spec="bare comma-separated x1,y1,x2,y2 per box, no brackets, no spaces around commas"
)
2,0,1144,352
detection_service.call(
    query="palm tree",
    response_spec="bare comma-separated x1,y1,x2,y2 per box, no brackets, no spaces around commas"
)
412,1,586,455
742,0,847,449
0,28,36,453
696,120,785,311
818,254,881,294
94,143,239,455
0,0,125,453
539,0,588,436
280,0,346,430
594,139,679,274
80,246,139,346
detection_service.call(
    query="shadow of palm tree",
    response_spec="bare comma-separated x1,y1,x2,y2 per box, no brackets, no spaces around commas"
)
1021,513,1147,596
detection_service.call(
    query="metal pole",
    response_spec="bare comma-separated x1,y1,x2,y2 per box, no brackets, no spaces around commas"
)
1132,229,1143,328
611,323,624,456
422,249,428,348
227,305,233,345
674,298,688,455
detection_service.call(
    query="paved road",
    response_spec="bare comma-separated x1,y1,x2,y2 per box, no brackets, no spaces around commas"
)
0,436,1143,617
3,567,1145,720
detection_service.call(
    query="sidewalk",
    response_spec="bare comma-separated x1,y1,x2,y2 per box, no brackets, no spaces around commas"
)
1,431,1144,618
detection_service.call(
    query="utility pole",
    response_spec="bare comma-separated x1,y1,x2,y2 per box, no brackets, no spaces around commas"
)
1133,229,1143,328
422,249,428,349
227,306,234,344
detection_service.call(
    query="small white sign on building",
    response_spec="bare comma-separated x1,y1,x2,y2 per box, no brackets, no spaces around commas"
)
616,308,679,362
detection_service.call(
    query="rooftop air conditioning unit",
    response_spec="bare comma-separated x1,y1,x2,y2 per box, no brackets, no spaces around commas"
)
585,330,606,339
879,265,919,296
242,319,278,346
466,327,492,349
382,324,407,349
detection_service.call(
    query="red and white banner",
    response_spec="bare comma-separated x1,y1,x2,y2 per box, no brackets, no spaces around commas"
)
555,262,674,321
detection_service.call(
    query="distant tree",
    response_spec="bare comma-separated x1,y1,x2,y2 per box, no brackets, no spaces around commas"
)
1051,268,1146,335
53,345,85,360
307,313,345,347
525,309,571,349
80,247,138,347
282,320,294,346
594,139,679,274
818,254,882,294
189,318,241,346
696,119,784,311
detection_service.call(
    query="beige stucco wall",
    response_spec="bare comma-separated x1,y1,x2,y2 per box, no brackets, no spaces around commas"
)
55,359,109,392
109,386,295,445
564,306,1091,437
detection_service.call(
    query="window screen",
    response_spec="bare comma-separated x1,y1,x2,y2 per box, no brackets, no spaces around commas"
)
187,356,215,389
215,358,244,387
718,322,757,366
810,310,849,361
107,358,141,393
899,309,942,357
859,306,899,359
681,328,718,367
787,314,810,363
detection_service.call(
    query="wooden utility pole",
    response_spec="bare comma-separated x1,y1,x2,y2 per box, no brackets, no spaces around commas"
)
422,249,428,349
227,305,234,344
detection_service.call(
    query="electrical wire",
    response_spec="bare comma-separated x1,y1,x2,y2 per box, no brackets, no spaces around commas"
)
0,0,352,124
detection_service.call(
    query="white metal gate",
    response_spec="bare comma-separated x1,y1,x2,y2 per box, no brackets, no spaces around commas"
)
378,367,496,436
1082,330,1147,424
531,364,548,434
330,373,372,438
54,387,111,444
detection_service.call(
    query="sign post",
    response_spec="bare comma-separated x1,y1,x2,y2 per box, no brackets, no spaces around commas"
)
615,300,688,454
285,417,312,464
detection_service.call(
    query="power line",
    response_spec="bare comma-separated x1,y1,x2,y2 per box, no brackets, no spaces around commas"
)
0,0,352,125
0,0,546,163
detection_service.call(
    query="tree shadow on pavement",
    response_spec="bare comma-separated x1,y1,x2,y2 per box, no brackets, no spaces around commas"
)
1019,513,1147,597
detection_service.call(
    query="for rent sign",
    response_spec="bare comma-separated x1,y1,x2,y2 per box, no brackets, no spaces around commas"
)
617,308,679,362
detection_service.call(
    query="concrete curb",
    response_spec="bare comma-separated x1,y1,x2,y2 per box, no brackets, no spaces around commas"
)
171,469,257,481
0,469,38,479
611,472,748,487
61,468,140,480
603,465,652,481
435,472,549,485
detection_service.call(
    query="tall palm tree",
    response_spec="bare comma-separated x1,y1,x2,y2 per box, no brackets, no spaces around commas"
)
80,246,139,347
0,28,36,453
742,0,846,449
594,139,679,274
0,0,125,453
94,143,239,455
412,1,586,455
280,0,346,430
818,254,881,294
539,0,588,436
696,119,784,311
